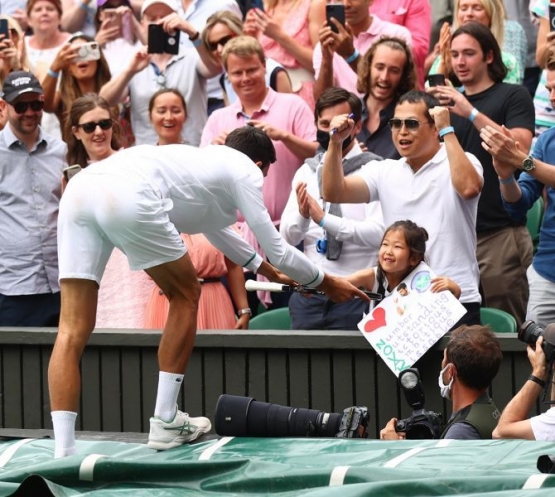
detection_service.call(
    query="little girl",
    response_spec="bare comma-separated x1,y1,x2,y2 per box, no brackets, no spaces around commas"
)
349,220,461,299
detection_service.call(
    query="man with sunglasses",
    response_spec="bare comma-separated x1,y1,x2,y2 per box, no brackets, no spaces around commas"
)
0,71,67,326
322,90,484,326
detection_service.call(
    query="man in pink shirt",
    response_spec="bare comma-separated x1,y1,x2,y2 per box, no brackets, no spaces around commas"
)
313,0,412,101
201,35,317,309
201,35,317,228
370,0,432,89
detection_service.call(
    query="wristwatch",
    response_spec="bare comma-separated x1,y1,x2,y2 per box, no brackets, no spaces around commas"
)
237,308,252,317
522,155,536,172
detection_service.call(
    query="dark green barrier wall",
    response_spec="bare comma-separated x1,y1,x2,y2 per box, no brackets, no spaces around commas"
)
0,328,544,438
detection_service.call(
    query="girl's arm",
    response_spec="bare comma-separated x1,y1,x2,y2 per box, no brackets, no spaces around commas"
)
430,276,461,299
346,267,376,291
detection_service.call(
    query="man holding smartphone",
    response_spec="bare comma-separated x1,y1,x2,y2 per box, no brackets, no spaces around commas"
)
99,0,221,146
313,0,412,102
0,71,67,326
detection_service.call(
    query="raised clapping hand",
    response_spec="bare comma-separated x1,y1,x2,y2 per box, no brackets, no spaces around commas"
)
479,125,523,168
296,182,324,222
247,8,285,41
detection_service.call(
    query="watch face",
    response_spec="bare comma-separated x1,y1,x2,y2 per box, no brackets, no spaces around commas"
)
523,156,535,171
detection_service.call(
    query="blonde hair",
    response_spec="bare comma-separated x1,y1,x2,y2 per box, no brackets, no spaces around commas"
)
453,0,506,47
222,35,265,70
201,10,243,54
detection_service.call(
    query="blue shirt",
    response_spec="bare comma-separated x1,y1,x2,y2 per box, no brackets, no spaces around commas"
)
503,127,555,283
0,124,66,295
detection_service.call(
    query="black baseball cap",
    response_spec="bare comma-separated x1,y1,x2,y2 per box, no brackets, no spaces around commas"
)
1,71,43,103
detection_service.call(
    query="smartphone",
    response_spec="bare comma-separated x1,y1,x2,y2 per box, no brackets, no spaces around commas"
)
147,24,180,55
0,19,9,40
63,164,82,182
248,0,264,11
426,73,445,87
326,4,345,34
76,41,101,62
550,2,555,31
101,7,123,30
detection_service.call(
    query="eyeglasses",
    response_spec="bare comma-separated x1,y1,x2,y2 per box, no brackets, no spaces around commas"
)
207,34,234,51
76,119,113,133
10,101,44,114
388,118,430,131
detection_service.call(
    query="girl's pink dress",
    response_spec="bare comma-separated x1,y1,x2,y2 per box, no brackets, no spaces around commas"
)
144,234,237,330
259,0,315,109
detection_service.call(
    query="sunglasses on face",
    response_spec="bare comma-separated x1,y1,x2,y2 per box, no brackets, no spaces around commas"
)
11,100,44,114
76,119,113,133
388,118,430,131
207,34,234,51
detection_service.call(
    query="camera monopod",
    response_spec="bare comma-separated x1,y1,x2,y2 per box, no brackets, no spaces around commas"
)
245,280,383,301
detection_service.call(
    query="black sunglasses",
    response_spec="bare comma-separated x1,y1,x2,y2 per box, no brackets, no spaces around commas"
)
388,118,430,131
76,119,113,133
207,34,234,51
11,100,44,114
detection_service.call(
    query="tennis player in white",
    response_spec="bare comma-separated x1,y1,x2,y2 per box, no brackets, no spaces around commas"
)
49,126,369,458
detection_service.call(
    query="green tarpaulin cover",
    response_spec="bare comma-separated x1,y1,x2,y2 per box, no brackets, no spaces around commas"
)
0,436,554,495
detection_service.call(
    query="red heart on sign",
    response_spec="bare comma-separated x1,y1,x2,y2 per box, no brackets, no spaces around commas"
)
363,307,386,333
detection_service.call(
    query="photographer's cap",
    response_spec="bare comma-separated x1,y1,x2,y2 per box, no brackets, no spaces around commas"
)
140,0,177,17
1,71,43,103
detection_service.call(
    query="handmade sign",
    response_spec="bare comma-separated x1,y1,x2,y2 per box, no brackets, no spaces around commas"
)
358,262,466,376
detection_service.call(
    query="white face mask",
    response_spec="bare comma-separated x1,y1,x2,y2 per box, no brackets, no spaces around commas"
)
438,364,454,400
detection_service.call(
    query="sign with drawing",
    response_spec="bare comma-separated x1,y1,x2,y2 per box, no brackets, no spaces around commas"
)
358,262,466,376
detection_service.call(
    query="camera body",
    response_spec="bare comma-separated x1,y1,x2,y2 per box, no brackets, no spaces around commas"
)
518,320,555,362
396,408,443,439
76,42,101,62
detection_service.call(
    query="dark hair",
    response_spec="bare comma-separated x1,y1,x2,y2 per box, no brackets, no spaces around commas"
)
451,22,507,83
65,94,122,168
357,36,417,99
314,87,362,124
224,125,277,167
396,90,439,124
547,49,555,72
148,88,187,116
376,220,428,291
445,325,503,390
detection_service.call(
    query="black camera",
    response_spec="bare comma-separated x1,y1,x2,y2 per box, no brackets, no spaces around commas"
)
215,394,369,438
518,320,555,362
395,368,443,439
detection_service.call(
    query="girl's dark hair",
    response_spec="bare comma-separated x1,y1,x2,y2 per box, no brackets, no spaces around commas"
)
376,220,429,292
148,88,187,116
65,94,122,168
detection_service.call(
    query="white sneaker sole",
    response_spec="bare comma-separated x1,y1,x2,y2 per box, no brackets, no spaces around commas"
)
147,423,211,450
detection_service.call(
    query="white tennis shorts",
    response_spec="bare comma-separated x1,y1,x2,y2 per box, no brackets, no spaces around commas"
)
57,168,187,284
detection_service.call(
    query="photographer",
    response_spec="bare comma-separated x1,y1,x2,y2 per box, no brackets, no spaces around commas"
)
381,325,502,440
493,336,555,441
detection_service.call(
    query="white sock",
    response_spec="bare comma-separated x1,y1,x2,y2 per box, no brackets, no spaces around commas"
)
154,372,184,422
51,411,78,458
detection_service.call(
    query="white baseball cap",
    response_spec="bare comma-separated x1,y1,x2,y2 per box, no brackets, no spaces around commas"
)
140,0,178,17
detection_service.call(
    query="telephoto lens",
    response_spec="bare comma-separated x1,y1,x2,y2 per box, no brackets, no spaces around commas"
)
214,395,368,438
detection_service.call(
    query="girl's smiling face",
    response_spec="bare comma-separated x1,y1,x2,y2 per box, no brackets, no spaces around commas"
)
379,228,419,280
